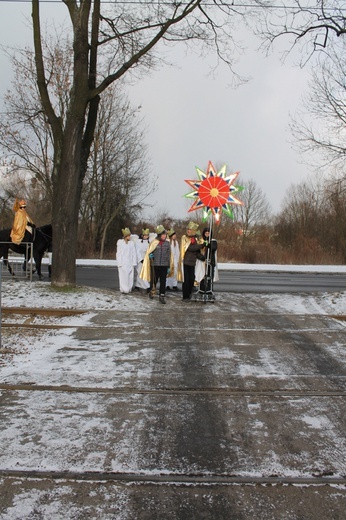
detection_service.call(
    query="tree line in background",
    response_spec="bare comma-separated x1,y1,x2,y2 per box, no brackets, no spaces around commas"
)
142,172,346,265
1,166,345,264
1,2,346,269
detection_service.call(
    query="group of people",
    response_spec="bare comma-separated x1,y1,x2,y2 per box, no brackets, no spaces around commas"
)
7,199,217,293
116,221,218,304
8,199,218,293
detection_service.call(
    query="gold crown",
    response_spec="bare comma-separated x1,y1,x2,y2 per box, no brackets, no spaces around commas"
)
122,227,131,237
155,225,166,235
187,221,199,231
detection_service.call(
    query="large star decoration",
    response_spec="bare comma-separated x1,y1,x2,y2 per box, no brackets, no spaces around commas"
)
184,161,244,223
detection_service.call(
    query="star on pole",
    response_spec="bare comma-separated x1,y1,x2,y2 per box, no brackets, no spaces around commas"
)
184,161,244,223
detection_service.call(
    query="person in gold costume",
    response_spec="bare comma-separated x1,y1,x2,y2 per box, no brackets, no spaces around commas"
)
10,198,35,245
178,221,205,301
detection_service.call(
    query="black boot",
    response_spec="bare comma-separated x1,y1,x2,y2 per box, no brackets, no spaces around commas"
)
159,294,166,304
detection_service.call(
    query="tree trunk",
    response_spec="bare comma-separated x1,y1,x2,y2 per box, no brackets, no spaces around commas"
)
51,121,85,287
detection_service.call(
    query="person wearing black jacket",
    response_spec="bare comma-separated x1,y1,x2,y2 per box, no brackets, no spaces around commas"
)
200,227,218,292
178,221,205,301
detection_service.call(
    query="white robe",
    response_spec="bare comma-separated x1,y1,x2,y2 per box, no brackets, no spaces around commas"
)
116,239,137,293
135,238,150,289
166,239,180,288
195,251,219,283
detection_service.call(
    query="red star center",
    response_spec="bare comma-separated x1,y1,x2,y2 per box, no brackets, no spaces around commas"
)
198,177,230,208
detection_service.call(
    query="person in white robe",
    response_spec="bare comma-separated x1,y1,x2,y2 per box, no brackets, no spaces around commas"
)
195,226,219,290
166,228,180,291
135,228,150,291
116,227,137,293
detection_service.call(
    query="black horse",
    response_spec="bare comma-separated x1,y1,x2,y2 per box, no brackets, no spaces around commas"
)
0,224,52,280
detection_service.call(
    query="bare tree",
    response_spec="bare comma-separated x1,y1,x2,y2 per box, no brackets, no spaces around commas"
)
260,2,346,259
0,36,155,256
276,177,323,242
274,173,346,262
232,178,271,241
262,1,346,60
322,174,346,260
30,0,262,286
79,84,155,258
290,40,346,175
0,44,62,207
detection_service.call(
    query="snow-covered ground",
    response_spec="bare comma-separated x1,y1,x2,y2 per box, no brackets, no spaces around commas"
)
0,266,345,375
2,261,346,314
1,265,346,519
1,261,345,378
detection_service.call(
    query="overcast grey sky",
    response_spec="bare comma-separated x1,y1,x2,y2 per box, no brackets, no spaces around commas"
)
127,43,312,220
0,2,313,221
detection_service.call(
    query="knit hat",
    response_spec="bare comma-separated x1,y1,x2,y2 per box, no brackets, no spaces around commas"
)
122,227,131,238
168,228,176,237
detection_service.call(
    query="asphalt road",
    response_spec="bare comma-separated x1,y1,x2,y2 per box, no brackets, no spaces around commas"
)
63,265,346,293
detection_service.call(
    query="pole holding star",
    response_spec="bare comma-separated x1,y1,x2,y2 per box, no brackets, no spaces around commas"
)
184,161,244,224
